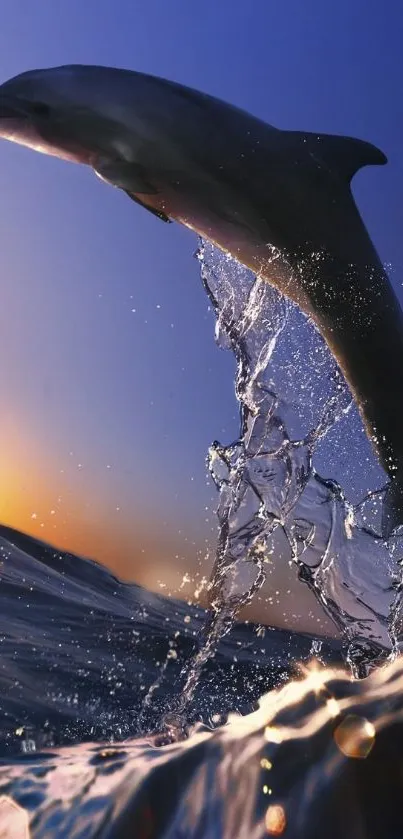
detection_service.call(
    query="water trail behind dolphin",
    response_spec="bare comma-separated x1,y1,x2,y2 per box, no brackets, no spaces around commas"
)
159,242,403,738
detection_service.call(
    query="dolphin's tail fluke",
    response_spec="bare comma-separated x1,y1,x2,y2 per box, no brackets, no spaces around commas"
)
382,478,403,539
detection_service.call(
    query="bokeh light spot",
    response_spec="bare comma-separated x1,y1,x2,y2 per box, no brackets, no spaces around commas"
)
333,714,375,759
265,804,286,835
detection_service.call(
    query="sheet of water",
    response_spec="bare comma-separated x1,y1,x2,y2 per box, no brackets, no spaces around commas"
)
158,243,403,737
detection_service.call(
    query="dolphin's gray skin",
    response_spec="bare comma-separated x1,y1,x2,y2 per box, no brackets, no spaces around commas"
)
0,65,402,536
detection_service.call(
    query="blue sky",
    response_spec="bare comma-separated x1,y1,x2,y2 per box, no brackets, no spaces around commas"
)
0,0,401,630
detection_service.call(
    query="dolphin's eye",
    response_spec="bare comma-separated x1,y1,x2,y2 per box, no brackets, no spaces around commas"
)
32,102,51,117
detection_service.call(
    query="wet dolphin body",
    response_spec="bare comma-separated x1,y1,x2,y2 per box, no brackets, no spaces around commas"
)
0,64,402,536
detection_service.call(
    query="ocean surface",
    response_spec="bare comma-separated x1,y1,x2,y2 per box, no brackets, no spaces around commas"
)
0,523,342,756
0,523,341,834
1,525,403,837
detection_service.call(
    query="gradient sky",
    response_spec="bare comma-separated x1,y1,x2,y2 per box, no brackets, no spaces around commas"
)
0,0,402,633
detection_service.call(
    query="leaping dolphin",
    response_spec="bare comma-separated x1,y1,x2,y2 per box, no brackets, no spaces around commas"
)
0,65,401,536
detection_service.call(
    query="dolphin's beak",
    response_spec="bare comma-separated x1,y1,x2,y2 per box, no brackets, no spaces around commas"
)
0,92,46,151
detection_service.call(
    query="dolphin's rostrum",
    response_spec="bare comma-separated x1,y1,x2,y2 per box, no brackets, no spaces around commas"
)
0,65,401,537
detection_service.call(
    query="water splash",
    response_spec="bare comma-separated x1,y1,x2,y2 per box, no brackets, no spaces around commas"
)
184,244,403,735
156,241,403,737
206,242,403,662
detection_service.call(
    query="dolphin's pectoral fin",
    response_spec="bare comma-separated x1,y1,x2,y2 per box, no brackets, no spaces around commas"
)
122,191,171,223
94,159,158,194
94,160,171,222
292,131,388,183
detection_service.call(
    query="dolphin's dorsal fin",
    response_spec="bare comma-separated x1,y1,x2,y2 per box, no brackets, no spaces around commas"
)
294,132,388,183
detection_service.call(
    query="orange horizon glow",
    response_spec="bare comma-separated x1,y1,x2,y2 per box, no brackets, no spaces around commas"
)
0,412,336,635
0,411,198,587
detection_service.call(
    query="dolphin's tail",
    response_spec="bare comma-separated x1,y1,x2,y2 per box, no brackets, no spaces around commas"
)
382,477,403,539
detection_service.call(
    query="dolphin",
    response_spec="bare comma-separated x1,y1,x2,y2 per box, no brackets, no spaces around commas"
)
0,64,401,536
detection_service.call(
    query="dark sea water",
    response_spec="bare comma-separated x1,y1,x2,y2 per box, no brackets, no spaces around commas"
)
0,523,341,756
1,525,403,838
0,523,341,834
